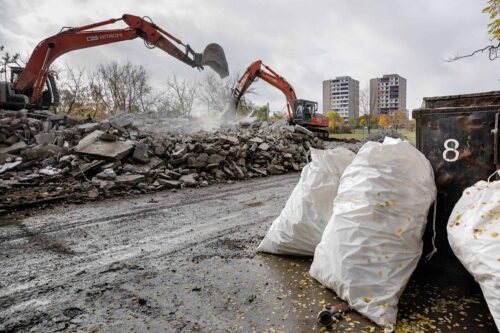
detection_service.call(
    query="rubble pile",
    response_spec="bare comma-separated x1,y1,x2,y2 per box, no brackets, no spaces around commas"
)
366,129,408,142
0,110,323,211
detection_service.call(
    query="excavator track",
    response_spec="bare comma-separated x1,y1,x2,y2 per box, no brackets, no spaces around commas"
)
306,126,360,143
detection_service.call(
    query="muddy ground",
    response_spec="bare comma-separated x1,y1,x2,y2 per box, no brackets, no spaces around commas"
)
0,173,496,332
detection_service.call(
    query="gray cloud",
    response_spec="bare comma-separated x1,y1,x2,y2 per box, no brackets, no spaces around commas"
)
0,0,498,114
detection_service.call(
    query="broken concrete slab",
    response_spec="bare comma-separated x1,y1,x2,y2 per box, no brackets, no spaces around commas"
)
231,161,245,178
38,167,61,176
258,143,270,151
77,123,100,133
34,132,55,146
109,119,129,133
73,130,104,151
165,170,181,180
179,173,198,186
208,154,223,165
249,137,264,144
75,140,134,161
91,178,116,190
96,168,116,180
21,144,64,161
0,141,27,154
98,133,118,142
157,179,181,188
0,153,17,164
132,143,149,164
0,160,22,174
171,147,188,159
267,164,285,175
294,124,314,137
134,157,164,173
187,156,207,169
71,160,104,178
219,135,239,145
249,166,267,176
99,161,121,171
115,174,145,186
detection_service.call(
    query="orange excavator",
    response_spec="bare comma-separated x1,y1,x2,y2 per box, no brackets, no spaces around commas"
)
0,14,228,110
226,60,329,137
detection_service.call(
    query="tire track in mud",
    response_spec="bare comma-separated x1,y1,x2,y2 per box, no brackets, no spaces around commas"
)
0,210,271,308
0,212,274,313
0,174,296,326
0,174,298,243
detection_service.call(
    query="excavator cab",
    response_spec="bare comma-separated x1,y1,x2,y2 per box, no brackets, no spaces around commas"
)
7,67,59,110
10,67,23,84
293,99,318,122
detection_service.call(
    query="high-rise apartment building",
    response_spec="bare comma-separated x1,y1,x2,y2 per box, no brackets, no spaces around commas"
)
322,76,359,122
369,74,406,115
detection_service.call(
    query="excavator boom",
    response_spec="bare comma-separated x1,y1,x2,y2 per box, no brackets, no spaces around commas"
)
4,14,228,109
224,60,329,138
231,60,296,122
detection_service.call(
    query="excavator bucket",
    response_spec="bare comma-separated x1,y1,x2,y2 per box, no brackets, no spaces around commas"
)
202,43,229,79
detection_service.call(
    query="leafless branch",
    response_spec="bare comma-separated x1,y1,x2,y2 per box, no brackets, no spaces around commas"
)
446,41,500,61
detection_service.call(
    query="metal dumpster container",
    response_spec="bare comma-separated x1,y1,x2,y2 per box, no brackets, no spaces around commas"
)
413,91,500,285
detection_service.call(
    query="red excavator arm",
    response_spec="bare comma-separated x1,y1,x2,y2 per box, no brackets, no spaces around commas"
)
15,14,228,105
227,60,329,137
232,60,297,122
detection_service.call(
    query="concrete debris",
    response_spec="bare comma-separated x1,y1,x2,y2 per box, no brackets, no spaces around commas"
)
74,130,104,151
0,141,27,154
0,160,22,174
132,143,150,163
366,129,407,143
96,168,116,180
258,142,270,151
158,179,181,188
179,173,198,186
0,108,324,210
21,144,64,161
115,174,145,186
34,132,55,146
294,124,314,137
39,167,61,176
75,139,134,161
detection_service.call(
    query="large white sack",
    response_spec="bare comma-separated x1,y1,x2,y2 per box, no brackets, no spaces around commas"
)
447,178,500,330
310,137,436,331
257,147,355,256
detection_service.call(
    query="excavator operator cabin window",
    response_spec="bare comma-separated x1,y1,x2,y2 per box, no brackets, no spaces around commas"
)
10,71,20,83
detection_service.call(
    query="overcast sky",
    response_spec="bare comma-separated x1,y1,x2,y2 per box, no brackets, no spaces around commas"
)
0,0,498,115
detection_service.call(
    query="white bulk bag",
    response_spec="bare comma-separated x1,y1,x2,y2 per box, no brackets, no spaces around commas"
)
447,178,500,330
310,137,436,331
257,147,355,256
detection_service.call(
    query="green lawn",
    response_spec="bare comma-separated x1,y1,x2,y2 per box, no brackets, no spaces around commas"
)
329,128,416,146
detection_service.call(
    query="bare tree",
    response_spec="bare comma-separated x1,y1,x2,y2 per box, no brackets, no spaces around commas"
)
59,64,88,114
0,45,23,82
161,74,196,117
447,0,499,61
197,72,242,114
359,84,377,134
88,61,152,116
149,89,172,115
446,41,499,62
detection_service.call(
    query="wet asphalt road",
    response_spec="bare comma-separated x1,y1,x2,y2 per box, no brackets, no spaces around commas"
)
0,173,496,332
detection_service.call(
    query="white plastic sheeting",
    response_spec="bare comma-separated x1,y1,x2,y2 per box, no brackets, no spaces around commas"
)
310,138,436,331
257,147,355,256
447,178,500,331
